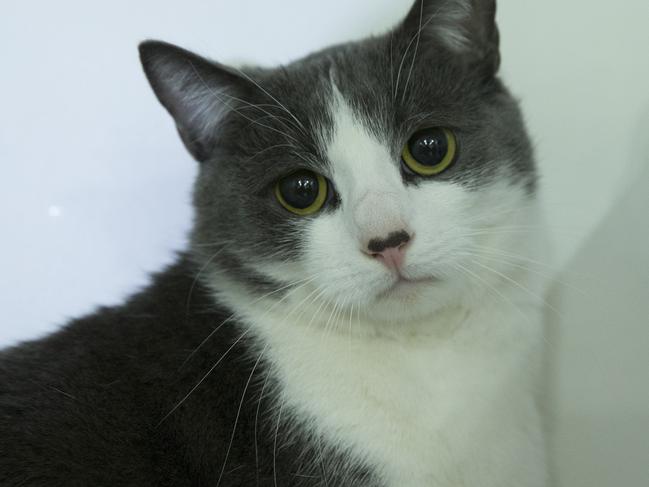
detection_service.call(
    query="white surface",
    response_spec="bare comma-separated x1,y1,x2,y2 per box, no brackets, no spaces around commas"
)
2,1,648,485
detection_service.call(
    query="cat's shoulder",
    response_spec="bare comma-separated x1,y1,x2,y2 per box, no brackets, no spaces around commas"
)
0,257,226,486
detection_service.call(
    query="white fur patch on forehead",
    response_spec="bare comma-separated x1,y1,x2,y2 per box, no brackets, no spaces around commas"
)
325,85,402,198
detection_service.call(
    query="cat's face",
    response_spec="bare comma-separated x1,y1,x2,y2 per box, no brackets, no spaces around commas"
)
141,0,537,327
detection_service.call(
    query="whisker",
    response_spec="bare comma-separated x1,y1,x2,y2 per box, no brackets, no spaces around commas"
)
255,366,272,487
400,0,424,103
203,85,305,136
452,262,543,338
184,247,230,316
232,67,308,135
182,274,320,366
461,251,587,296
389,32,395,100
305,287,332,333
469,259,564,319
187,61,301,144
459,226,583,239
240,143,297,165
158,328,251,426
348,301,355,357
332,294,351,337
191,239,237,248
284,283,325,323
273,396,286,487
464,244,560,272
323,296,342,340
394,11,438,100
316,435,330,487
217,345,267,486
291,285,331,330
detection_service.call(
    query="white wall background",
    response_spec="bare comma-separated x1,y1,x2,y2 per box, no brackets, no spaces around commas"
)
1,1,648,484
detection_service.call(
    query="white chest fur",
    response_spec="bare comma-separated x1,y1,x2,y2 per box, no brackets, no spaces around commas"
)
220,283,548,487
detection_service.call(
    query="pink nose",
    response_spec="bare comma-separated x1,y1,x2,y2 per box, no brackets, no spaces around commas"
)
366,230,411,271
372,246,407,271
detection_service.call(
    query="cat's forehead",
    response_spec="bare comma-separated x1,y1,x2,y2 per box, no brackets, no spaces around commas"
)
257,39,476,145
277,39,470,118
232,42,455,166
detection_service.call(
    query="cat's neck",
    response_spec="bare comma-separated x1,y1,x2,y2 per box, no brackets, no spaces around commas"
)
206,267,545,487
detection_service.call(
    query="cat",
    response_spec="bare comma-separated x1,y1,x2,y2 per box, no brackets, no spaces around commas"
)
0,0,549,485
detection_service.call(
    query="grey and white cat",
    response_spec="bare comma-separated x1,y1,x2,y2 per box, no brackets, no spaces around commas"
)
1,1,548,486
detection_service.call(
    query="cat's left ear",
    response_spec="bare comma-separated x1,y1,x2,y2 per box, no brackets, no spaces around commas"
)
139,40,248,162
400,0,500,76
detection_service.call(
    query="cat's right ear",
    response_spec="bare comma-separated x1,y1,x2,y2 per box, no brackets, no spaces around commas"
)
139,40,245,162
399,0,500,77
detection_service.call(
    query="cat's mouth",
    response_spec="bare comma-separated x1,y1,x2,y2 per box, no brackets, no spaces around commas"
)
378,274,439,299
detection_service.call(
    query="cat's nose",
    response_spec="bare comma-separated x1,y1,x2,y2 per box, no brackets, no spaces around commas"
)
365,230,411,271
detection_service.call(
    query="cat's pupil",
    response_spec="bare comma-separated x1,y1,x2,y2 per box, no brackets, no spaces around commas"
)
279,170,319,209
409,129,448,166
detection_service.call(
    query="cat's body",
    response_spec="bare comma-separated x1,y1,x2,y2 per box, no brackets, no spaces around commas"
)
0,258,377,486
1,1,549,485
1,255,546,487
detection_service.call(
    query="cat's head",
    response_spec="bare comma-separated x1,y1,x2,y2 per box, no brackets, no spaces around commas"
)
140,0,537,329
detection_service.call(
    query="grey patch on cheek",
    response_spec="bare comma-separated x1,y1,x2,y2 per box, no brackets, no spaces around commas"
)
186,69,340,291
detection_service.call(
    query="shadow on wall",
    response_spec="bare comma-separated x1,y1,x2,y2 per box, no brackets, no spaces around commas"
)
545,106,649,486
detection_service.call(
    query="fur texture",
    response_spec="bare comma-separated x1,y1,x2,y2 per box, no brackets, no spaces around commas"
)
1,1,548,485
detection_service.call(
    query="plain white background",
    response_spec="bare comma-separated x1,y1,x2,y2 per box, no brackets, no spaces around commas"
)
1,1,648,484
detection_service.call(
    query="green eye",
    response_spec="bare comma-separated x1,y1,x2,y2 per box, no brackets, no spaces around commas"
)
275,170,328,216
401,127,457,176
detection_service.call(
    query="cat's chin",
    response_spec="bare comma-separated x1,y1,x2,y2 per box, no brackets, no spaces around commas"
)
362,279,458,326
377,275,439,300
